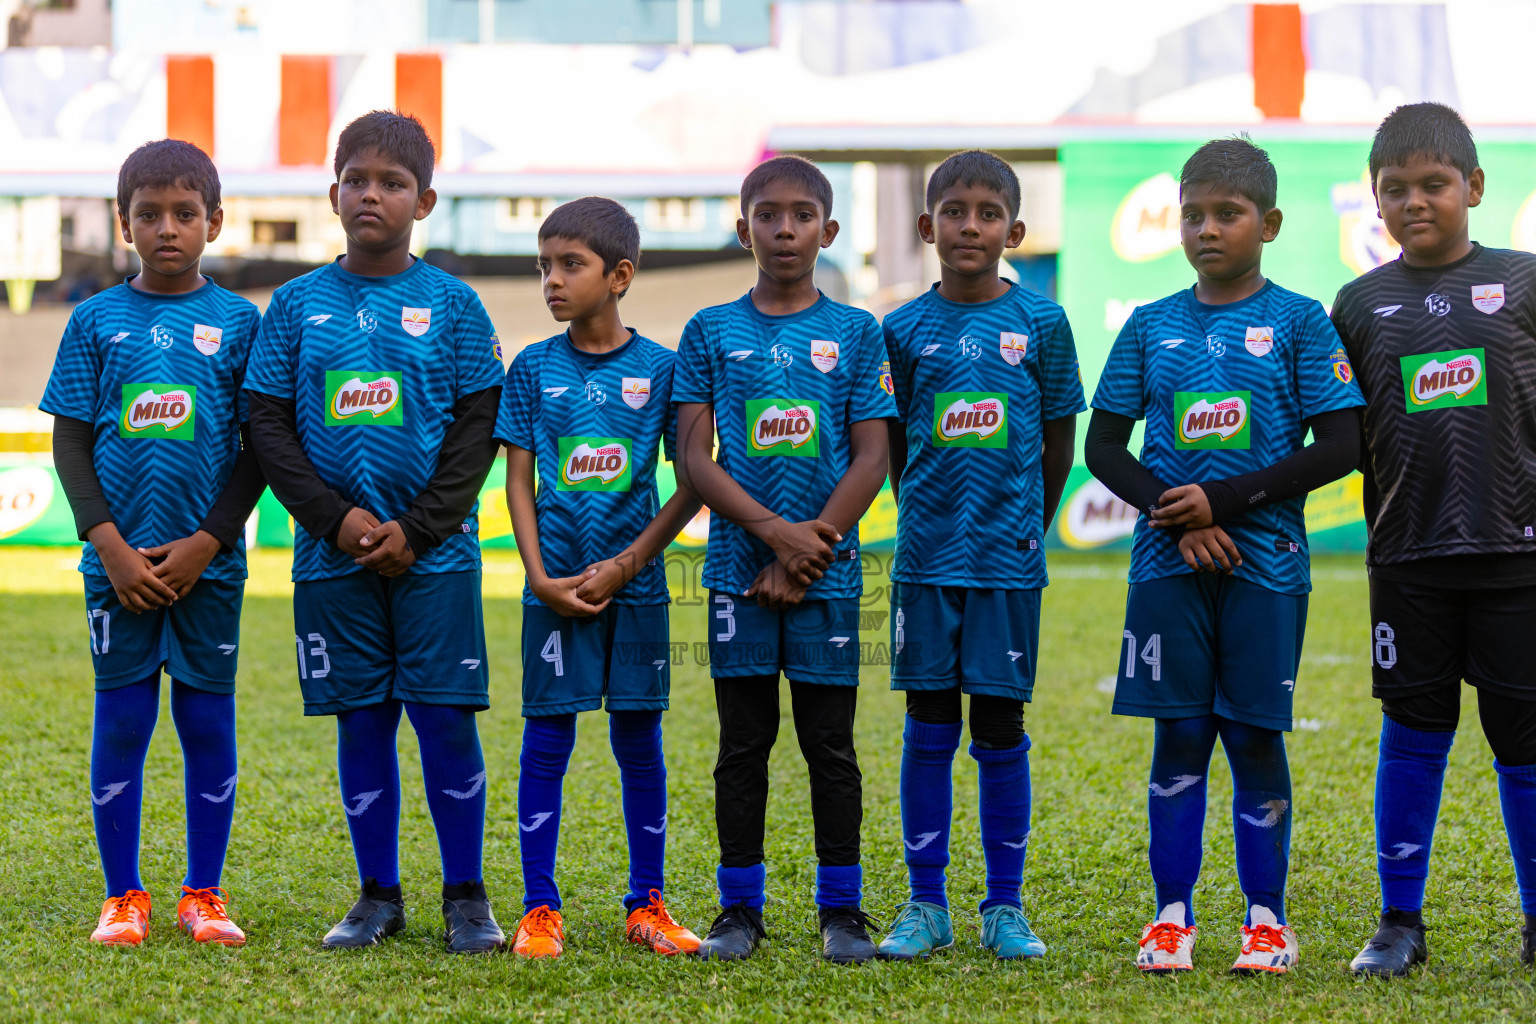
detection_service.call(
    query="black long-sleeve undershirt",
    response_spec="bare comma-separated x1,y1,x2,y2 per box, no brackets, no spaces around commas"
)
245,385,503,553
51,415,267,550
1083,406,1361,522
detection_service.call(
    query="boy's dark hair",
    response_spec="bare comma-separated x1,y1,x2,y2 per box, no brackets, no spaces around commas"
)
333,110,436,192
1368,102,1479,183
116,139,220,218
1179,134,1277,212
926,149,1021,219
739,155,833,218
538,196,641,278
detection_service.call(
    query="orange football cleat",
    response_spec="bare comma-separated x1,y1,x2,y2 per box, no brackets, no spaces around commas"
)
625,889,700,955
176,886,246,946
512,905,564,959
91,890,151,945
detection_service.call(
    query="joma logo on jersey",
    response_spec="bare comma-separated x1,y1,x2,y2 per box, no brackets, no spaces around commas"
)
1402,348,1487,412
932,392,1008,448
746,399,820,456
325,371,404,426
557,437,632,491
119,384,197,440
1175,391,1251,449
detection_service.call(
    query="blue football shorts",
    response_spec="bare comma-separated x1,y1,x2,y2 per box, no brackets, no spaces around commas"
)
82,574,244,693
291,569,489,715
706,592,862,686
1112,572,1307,732
519,602,671,717
889,582,1041,701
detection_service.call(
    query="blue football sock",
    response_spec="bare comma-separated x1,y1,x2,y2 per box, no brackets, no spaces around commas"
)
718,862,767,910
90,674,160,896
816,863,863,909
609,710,667,911
170,681,238,890
519,714,576,911
900,716,961,908
336,701,404,888
1375,716,1453,914
1495,759,1536,914
1148,715,1219,926
405,702,486,886
1218,717,1291,925
973,734,1032,912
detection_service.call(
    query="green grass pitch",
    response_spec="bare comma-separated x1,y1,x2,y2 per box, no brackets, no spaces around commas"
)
1,548,1533,1023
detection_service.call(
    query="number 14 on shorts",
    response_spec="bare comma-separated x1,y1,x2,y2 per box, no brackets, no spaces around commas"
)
1124,630,1163,681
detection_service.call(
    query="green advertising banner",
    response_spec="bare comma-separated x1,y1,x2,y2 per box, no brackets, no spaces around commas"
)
1052,137,1536,553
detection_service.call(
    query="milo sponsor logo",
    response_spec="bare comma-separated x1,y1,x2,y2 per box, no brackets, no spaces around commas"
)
325,370,404,426
932,392,1008,448
746,398,820,456
557,436,632,491
119,383,196,440
1401,348,1487,412
1174,391,1251,449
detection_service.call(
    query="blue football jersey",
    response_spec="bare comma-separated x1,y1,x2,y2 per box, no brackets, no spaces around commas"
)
243,258,505,582
885,282,1086,588
1091,281,1365,595
40,279,260,580
672,292,897,599
494,330,677,606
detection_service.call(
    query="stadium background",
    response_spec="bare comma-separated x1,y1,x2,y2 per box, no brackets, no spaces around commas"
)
5,0,1534,555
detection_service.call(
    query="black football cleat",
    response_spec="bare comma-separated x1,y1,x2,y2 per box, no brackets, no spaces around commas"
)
1349,915,1427,977
693,904,767,962
1521,914,1536,967
819,906,881,965
322,877,406,949
442,880,506,954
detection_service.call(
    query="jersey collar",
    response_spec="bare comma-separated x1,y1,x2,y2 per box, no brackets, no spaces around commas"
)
738,289,829,325
925,279,1016,312
121,274,215,300
560,327,638,364
1183,278,1274,317
326,254,425,287
1392,241,1483,275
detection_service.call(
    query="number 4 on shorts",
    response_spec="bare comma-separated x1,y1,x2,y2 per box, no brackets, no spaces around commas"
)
541,631,564,677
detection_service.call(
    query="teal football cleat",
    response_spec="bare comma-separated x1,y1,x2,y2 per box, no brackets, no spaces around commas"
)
981,904,1046,960
877,901,955,960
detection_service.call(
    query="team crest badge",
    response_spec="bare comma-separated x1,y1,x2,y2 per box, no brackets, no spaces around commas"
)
401,307,432,337
1330,347,1354,384
150,325,173,350
192,323,223,356
1244,326,1273,357
811,339,839,373
999,332,1029,366
621,377,651,410
1472,283,1505,314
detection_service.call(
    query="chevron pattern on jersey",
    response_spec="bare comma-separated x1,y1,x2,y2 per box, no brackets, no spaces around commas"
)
1332,245,1536,564
244,258,506,582
884,283,1085,589
672,292,897,600
40,280,260,580
494,331,676,606
1093,281,1364,596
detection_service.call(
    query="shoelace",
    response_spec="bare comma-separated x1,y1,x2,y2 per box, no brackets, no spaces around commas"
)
887,902,940,941
706,905,767,941
1140,921,1193,954
824,907,882,935
641,890,680,930
182,886,231,922
104,893,145,925
1242,924,1287,955
522,906,562,940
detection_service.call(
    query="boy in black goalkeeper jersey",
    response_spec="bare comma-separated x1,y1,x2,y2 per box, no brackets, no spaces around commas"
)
1331,102,1536,976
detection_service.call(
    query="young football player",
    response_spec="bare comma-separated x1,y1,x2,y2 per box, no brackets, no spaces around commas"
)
1331,102,1536,975
1085,137,1364,974
495,197,702,959
42,139,265,947
875,150,1084,962
674,156,895,964
244,111,507,953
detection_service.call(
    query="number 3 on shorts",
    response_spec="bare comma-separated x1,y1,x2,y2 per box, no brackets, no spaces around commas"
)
541,630,564,677
714,595,736,643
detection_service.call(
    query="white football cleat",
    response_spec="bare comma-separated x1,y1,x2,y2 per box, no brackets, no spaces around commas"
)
1136,902,1197,973
1230,905,1299,975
